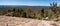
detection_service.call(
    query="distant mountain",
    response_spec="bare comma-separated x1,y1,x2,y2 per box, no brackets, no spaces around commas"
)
0,5,50,9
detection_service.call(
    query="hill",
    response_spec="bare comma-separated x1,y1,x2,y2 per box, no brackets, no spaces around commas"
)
0,16,60,26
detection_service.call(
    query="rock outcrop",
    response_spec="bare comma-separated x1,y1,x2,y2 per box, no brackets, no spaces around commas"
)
0,16,60,26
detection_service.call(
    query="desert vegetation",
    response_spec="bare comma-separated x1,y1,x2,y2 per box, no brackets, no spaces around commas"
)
0,2,60,21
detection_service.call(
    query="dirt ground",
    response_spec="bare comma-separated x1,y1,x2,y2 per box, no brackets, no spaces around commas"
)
0,16,60,26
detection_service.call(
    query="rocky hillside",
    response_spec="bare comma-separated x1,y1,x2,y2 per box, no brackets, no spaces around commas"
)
0,16,60,26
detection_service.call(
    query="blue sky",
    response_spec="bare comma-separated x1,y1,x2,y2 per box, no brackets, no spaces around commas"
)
0,0,60,6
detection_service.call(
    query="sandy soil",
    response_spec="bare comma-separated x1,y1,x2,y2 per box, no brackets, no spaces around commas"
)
0,16,60,26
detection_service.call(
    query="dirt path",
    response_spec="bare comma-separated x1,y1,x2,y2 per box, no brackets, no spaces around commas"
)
0,16,60,26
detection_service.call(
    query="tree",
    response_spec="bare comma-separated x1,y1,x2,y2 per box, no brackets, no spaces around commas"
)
12,8,15,12
50,2,57,14
41,8,44,17
8,9,11,12
12,8,16,16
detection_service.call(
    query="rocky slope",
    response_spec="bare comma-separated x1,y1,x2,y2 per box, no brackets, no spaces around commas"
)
0,16,60,26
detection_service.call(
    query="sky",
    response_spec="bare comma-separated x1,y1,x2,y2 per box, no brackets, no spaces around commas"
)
0,0,60,6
